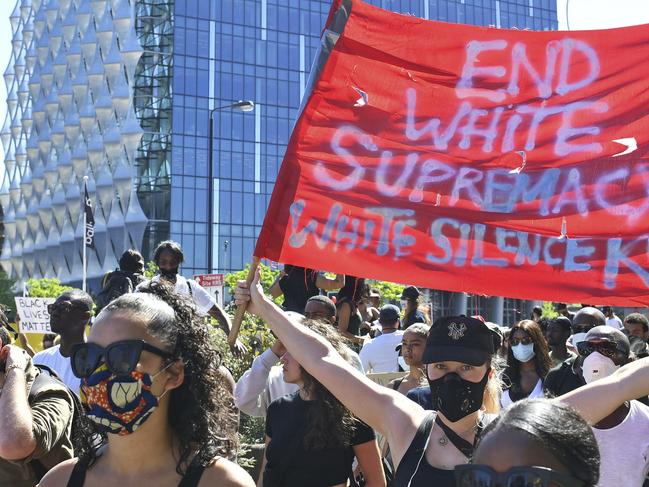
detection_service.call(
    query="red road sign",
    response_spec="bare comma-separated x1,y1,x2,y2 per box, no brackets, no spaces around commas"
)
193,273,224,288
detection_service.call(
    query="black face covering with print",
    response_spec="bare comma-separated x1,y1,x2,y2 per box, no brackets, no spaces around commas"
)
428,370,489,422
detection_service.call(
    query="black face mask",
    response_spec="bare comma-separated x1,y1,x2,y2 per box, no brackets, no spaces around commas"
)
428,370,489,422
159,267,178,280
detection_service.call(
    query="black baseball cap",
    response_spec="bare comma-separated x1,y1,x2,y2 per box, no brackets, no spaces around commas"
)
422,315,495,366
401,286,420,300
379,304,400,324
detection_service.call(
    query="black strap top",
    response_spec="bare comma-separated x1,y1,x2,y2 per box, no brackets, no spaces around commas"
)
393,412,456,487
66,455,209,487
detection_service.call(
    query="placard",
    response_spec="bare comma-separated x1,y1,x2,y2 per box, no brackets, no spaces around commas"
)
15,297,55,334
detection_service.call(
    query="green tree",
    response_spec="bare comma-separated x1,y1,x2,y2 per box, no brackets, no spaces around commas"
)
219,264,283,452
144,261,158,279
0,269,17,316
366,279,405,304
26,278,73,298
541,301,559,319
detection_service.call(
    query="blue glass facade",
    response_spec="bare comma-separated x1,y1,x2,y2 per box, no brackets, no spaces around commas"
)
169,0,558,277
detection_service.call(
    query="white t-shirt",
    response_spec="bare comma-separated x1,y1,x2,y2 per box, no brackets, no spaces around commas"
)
33,344,80,394
359,330,404,373
606,316,624,330
593,400,649,487
150,275,215,315
500,378,544,409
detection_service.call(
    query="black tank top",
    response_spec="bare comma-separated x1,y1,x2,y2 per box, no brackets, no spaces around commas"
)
65,455,210,487
393,413,456,487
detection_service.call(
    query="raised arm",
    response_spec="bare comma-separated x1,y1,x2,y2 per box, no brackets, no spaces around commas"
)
235,271,425,464
559,356,649,424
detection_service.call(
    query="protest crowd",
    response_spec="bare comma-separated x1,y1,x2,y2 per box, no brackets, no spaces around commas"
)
0,239,647,487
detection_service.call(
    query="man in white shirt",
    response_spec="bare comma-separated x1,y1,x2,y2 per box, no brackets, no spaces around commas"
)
234,297,363,416
580,326,649,487
359,304,404,373
602,306,624,330
33,289,93,393
144,240,246,355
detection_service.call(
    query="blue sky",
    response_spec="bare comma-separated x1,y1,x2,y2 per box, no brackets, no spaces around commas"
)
0,0,648,160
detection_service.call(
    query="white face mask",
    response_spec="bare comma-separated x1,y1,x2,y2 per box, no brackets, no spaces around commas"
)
582,351,620,384
571,332,588,346
398,356,410,371
400,300,408,310
511,343,535,363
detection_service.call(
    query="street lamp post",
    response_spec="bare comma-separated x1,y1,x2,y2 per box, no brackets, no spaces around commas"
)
207,100,254,274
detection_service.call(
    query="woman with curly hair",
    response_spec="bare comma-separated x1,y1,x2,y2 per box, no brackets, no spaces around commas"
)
501,319,552,408
258,319,385,487
38,282,254,487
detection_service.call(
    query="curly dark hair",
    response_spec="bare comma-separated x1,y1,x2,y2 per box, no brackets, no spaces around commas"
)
504,320,552,396
73,280,236,474
299,319,357,450
153,240,184,265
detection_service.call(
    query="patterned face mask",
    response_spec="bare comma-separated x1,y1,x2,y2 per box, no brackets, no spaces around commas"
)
80,362,170,436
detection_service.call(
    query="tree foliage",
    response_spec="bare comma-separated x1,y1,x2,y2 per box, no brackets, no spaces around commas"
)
0,269,16,315
366,279,405,304
144,261,158,279
26,278,73,298
541,301,559,319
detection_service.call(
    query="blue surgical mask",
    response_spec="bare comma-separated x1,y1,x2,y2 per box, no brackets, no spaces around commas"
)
511,343,535,363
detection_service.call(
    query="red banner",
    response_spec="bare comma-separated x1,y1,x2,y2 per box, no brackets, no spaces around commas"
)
256,0,649,306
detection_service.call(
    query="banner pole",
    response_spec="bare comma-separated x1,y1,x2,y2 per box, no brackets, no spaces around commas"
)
82,209,87,292
82,176,88,292
228,256,260,346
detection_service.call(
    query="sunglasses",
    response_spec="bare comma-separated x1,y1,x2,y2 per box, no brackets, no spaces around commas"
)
47,301,90,315
455,465,585,487
509,336,532,346
577,340,618,359
71,340,174,378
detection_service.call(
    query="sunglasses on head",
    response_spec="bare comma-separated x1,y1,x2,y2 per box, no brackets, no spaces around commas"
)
71,340,174,378
455,465,585,487
577,340,618,359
